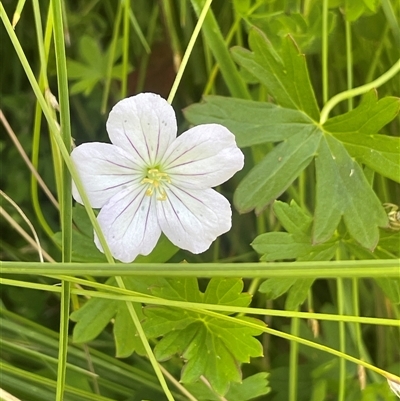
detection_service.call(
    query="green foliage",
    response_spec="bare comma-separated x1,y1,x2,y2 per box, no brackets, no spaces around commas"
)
251,201,338,262
2,0,400,400
143,278,264,395
232,30,320,120
70,276,265,395
66,36,132,96
185,31,399,250
71,285,146,357
185,372,270,400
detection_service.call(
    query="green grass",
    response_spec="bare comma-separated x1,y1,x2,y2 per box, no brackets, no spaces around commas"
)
1,1,399,400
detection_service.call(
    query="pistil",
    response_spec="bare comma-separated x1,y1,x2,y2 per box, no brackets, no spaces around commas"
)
141,168,171,200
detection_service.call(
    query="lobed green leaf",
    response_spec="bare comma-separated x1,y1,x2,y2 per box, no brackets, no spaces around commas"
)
143,278,264,395
314,135,388,249
234,129,321,214
184,96,314,147
323,91,400,135
231,28,320,120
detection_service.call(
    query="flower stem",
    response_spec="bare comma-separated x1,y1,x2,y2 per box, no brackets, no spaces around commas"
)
322,0,329,104
167,0,213,104
115,277,175,401
320,59,400,124
190,0,251,99
52,0,73,399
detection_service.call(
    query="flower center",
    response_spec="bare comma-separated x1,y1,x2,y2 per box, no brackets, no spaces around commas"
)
141,168,171,201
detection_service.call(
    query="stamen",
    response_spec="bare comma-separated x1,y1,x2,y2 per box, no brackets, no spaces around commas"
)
141,168,170,201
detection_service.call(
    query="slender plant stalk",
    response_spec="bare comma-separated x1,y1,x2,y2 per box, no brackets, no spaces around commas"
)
322,0,329,104
121,0,130,98
0,191,44,263
320,59,400,123
161,0,182,72
135,5,159,93
2,276,400,328
2,259,399,278
190,0,251,99
114,277,176,401
129,7,150,54
31,0,59,239
337,278,346,401
345,19,353,111
12,0,27,27
0,4,113,261
381,0,400,47
167,0,213,104
51,0,73,399
101,1,123,113
289,315,300,401
0,209,55,263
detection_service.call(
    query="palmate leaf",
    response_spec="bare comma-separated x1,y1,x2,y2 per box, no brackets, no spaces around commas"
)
324,90,400,182
184,96,314,147
314,135,388,248
142,278,264,395
185,372,270,401
185,28,399,249
236,129,321,213
66,36,132,96
253,201,336,310
185,89,398,250
185,93,397,248
231,28,320,120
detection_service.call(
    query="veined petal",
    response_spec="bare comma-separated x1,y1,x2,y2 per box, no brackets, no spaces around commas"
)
107,93,177,166
71,143,143,208
162,124,244,189
94,186,161,262
157,187,231,254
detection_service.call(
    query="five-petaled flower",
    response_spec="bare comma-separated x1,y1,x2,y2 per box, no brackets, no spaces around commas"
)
71,93,244,262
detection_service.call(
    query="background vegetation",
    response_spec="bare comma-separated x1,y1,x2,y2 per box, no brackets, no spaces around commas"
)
1,0,399,400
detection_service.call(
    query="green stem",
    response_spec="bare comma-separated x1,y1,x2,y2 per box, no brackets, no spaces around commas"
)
345,19,353,111
31,0,56,240
337,278,346,401
52,1,72,400
190,0,251,99
135,5,159,93
167,0,213,104
289,315,300,401
57,281,71,400
1,260,399,278
12,0,27,27
121,0,130,98
322,0,329,104
161,0,182,72
1,3,114,262
101,1,123,114
202,14,241,96
320,59,400,123
3,276,400,329
52,0,72,261
381,0,400,48
115,277,175,401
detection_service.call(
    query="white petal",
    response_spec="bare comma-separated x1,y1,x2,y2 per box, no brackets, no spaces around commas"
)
94,186,162,262
71,143,143,208
157,187,231,254
388,378,400,398
161,124,244,189
106,93,177,166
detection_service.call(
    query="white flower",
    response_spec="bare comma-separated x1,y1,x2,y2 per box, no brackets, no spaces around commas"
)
388,378,400,398
71,93,244,262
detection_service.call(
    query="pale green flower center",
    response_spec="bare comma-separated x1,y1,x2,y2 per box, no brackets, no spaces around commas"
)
141,168,171,201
